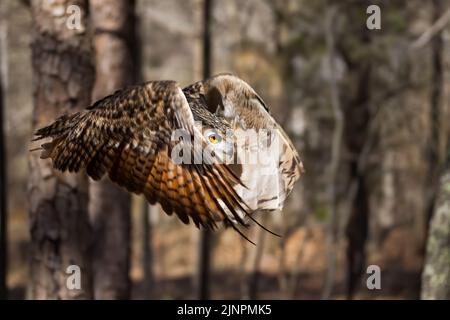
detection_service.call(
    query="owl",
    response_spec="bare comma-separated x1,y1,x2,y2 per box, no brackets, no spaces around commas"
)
33,74,303,240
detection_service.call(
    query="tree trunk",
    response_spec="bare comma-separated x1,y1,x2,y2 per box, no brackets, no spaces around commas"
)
344,68,371,299
422,145,450,299
343,10,372,299
424,0,444,247
195,0,213,300
0,26,6,300
88,0,136,299
28,0,94,299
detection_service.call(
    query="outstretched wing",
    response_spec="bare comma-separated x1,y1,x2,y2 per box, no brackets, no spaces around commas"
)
33,81,250,230
189,74,303,212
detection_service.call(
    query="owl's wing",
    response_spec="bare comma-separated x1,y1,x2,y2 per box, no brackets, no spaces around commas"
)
199,74,304,213
33,81,251,231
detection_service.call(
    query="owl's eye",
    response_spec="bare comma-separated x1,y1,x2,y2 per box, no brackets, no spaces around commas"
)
207,131,221,144
209,134,218,143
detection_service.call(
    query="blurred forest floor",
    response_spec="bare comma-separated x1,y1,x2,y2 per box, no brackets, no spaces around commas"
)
8,204,421,299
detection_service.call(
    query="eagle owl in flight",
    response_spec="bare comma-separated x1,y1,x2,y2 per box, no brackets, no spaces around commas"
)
33,74,303,238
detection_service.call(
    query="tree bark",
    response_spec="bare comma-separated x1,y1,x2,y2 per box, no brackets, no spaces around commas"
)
88,0,136,299
422,146,450,299
28,0,94,299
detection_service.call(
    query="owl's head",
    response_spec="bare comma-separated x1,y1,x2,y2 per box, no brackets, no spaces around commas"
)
203,74,269,129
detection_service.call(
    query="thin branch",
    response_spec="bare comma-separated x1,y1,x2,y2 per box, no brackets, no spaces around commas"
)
322,5,344,300
411,8,450,49
0,18,6,300
142,201,155,298
277,216,289,299
238,235,249,299
288,228,311,298
246,222,267,299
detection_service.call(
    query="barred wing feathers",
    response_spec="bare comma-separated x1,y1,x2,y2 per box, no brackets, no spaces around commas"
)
33,81,249,230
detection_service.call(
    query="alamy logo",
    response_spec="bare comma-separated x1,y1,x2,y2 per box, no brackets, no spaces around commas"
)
366,265,381,290
366,5,381,30
66,5,83,31
66,265,81,290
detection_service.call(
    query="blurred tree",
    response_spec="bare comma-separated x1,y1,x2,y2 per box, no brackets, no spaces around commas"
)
422,142,450,299
129,9,154,297
141,202,154,297
421,0,449,300
424,0,444,245
341,2,373,299
322,4,343,300
195,0,213,300
246,223,267,299
89,0,138,300
28,0,94,299
0,22,6,299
